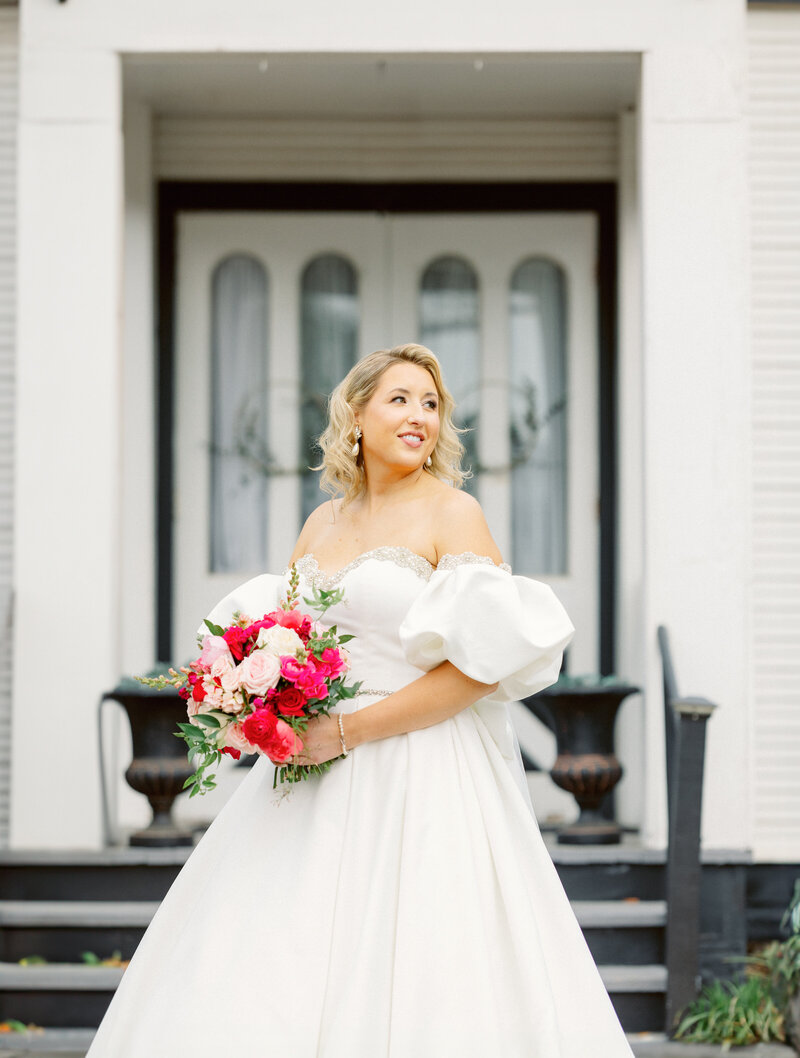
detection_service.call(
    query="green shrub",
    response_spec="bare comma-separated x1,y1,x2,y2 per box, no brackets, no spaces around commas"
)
674,879,800,1050
674,977,785,1049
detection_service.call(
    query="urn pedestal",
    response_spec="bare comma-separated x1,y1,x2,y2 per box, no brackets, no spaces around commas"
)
103,682,195,848
523,681,640,845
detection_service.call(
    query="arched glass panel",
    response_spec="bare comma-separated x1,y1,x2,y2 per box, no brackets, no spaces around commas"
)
419,256,480,493
510,258,567,575
210,254,269,573
300,255,359,521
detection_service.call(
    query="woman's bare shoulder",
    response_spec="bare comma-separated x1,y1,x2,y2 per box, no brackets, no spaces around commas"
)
432,487,504,565
288,498,343,563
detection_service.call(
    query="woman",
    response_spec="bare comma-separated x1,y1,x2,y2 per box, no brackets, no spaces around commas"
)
87,344,634,1057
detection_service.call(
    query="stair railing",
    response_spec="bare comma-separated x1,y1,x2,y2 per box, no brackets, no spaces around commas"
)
657,624,717,1033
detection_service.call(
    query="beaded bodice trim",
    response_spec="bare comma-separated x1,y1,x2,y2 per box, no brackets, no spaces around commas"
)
291,546,511,591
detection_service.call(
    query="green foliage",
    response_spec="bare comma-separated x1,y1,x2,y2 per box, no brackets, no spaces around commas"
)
675,878,800,1048
303,585,345,615
675,977,785,1050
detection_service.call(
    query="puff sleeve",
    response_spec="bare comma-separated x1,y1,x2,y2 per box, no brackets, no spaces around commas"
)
194,573,285,644
399,560,575,703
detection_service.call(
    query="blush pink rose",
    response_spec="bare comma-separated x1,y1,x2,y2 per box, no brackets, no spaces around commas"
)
239,649,282,695
224,721,254,755
220,664,242,693
197,635,233,670
210,655,235,682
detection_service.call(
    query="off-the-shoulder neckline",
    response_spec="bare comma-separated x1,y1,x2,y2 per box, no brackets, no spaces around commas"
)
290,545,510,588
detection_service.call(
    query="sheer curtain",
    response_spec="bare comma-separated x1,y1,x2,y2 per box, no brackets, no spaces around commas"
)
210,254,269,573
510,259,568,575
418,256,480,494
300,255,359,522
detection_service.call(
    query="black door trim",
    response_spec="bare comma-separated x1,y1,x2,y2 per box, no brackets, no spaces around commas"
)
157,180,618,673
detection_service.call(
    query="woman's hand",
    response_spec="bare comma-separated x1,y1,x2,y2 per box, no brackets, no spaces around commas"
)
291,713,344,767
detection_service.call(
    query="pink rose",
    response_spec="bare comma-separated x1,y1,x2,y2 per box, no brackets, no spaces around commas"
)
320,647,347,678
280,656,306,682
197,635,233,671
271,609,308,633
239,649,281,695
267,717,305,762
295,666,328,701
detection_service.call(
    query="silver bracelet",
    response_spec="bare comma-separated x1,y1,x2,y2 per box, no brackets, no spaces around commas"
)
337,713,348,757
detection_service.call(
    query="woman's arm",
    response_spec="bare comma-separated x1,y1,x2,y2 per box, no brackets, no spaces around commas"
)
347,662,498,747
294,662,498,767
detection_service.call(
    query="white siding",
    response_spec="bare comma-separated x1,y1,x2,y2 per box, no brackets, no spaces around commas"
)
748,9,800,860
154,116,618,181
0,6,15,848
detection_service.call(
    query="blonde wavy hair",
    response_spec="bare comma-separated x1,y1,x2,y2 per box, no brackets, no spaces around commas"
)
316,343,467,506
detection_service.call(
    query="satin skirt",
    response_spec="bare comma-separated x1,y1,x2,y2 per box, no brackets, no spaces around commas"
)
87,701,633,1058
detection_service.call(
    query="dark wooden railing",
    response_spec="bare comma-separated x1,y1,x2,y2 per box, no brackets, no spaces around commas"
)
657,624,717,1033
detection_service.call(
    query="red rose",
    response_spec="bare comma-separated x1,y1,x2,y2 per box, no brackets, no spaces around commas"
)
221,746,241,760
191,680,207,703
223,626,249,661
242,708,303,763
242,708,276,749
272,687,306,717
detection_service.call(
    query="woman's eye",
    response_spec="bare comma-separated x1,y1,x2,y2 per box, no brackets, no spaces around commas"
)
391,395,406,403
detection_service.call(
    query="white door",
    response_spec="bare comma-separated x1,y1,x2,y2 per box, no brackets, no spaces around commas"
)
174,211,599,672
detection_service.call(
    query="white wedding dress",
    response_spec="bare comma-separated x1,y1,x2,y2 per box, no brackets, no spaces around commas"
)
87,548,634,1058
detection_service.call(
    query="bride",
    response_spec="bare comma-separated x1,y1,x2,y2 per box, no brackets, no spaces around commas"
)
87,343,634,1057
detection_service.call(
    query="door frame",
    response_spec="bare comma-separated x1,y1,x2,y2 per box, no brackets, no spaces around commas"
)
156,181,618,671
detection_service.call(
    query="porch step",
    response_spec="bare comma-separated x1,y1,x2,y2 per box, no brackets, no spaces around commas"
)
573,899,667,928
0,901,159,928
0,852,675,1033
600,964,668,992
0,1027,95,1053
0,962,124,990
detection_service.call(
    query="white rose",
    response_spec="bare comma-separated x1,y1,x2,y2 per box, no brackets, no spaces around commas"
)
256,625,305,658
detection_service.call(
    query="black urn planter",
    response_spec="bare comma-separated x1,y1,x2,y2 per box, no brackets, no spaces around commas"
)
103,680,195,848
523,680,640,845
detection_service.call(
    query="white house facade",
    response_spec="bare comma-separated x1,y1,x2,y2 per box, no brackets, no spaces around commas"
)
0,0,797,865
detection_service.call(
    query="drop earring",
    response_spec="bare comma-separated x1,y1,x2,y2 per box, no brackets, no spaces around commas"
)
425,454,432,467
351,424,362,458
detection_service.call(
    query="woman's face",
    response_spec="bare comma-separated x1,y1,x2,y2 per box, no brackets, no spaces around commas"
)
356,361,441,475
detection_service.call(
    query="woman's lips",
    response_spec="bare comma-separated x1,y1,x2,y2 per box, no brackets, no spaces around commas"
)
398,433,424,448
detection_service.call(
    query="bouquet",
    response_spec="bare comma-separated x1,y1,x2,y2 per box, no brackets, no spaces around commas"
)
136,565,360,794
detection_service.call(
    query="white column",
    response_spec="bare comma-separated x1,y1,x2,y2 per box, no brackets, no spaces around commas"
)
12,48,123,847
639,42,750,851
